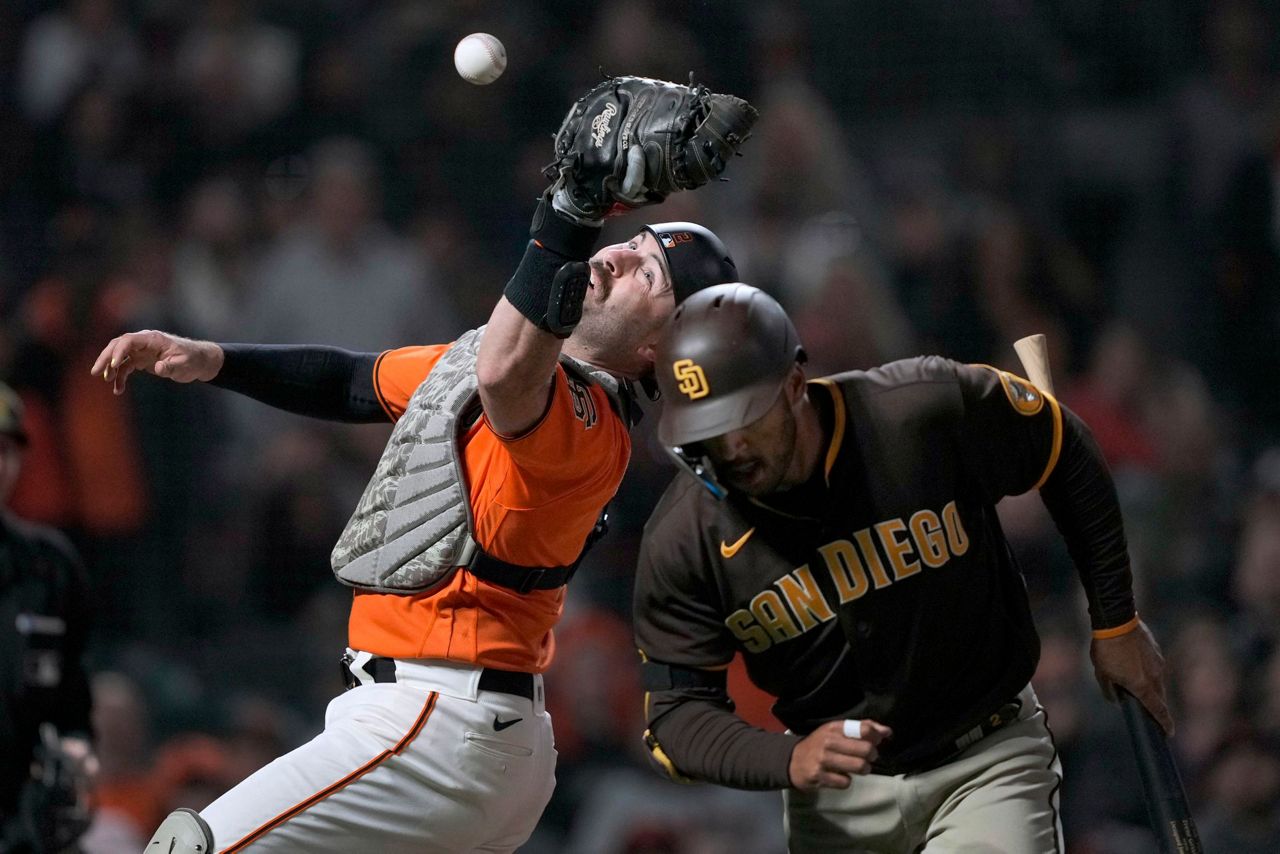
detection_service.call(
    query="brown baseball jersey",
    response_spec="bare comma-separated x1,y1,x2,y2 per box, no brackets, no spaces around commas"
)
635,356,1135,777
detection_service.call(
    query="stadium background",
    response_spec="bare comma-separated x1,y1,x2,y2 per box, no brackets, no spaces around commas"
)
2,0,1279,850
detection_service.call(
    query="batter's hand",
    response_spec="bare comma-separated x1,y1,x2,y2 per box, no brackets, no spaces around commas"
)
1091,618,1174,736
90,331,224,395
788,719,892,792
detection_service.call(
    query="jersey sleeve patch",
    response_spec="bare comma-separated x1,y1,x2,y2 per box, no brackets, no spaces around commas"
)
995,370,1045,416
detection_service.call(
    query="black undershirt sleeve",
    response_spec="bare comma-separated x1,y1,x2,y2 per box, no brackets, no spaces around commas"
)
646,687,799,790
208,344,386,423
1038,406,1137,630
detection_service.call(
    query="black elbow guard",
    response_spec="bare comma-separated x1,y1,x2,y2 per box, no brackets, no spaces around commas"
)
642,660,729,693
503,241,592,339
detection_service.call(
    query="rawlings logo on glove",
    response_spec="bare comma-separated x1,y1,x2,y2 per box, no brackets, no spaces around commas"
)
545,75,759,225
590,103,618,148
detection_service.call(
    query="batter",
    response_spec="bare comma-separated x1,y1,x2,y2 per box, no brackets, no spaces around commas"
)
635,284,1173,853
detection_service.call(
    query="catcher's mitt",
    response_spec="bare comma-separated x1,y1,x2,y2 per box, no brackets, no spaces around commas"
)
545,75,758,224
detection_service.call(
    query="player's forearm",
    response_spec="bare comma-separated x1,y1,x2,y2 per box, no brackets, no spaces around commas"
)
647,695,799,790
476,295,563,436
477,203,602,435
1039,407,1137,630
209,344,386,423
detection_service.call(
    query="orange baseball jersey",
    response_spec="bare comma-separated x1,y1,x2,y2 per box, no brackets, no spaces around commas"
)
347,344,631,672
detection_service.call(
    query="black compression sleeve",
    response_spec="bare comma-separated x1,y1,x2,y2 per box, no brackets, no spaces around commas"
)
647,691,798,790
209,344,386,423
1038,406,1137,630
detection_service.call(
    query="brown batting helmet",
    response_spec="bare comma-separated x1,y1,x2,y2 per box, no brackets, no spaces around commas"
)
655,284,804,446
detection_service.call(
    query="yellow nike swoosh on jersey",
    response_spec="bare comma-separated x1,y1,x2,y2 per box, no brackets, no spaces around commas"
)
720,528,757,559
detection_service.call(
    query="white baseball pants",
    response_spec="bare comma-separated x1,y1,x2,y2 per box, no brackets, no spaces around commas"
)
199,652,556,853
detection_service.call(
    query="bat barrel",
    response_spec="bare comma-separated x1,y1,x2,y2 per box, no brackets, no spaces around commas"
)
1119,691,1204,853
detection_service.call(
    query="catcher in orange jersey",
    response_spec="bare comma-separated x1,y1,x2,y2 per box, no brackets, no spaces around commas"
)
94,76,756,853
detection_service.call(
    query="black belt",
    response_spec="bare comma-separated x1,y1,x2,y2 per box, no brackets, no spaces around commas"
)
339,656,536,702
898,697,1024,774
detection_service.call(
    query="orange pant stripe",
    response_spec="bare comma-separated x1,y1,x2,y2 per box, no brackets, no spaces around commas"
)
220,691,439,853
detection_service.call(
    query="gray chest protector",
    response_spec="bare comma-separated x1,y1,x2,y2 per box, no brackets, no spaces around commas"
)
330,327,631,594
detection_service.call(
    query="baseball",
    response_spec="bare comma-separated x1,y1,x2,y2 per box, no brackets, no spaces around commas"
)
454,33,507,85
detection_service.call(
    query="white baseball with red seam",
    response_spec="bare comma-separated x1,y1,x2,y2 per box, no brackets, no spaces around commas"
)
454,33,506,85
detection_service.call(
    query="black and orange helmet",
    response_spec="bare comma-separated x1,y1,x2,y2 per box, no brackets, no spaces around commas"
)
643,222,738,303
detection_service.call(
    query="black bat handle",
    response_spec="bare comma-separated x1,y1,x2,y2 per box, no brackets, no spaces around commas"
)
1119,690,1204,853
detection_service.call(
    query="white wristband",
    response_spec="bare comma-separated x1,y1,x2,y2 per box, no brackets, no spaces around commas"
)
842,719,862,739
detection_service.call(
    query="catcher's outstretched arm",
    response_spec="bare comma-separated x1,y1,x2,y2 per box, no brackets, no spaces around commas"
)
477,202,601,436
90,330,386,422
210,343,385,423
477,296,567,436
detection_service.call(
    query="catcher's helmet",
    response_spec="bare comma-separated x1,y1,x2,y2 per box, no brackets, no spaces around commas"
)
643,222,738,303
656,284,804,446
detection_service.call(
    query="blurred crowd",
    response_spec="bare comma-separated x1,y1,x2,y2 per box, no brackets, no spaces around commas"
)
1,0,1279,851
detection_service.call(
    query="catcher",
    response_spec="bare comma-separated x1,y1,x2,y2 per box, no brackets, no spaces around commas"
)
95,77,756,853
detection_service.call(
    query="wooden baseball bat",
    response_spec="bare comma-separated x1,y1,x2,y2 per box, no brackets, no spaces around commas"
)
1012,333,1054,394
1012,334,1204,854
1119,689,1204,853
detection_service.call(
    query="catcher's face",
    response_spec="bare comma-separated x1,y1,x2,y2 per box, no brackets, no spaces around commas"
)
573,231,676,377
586,231,672,305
